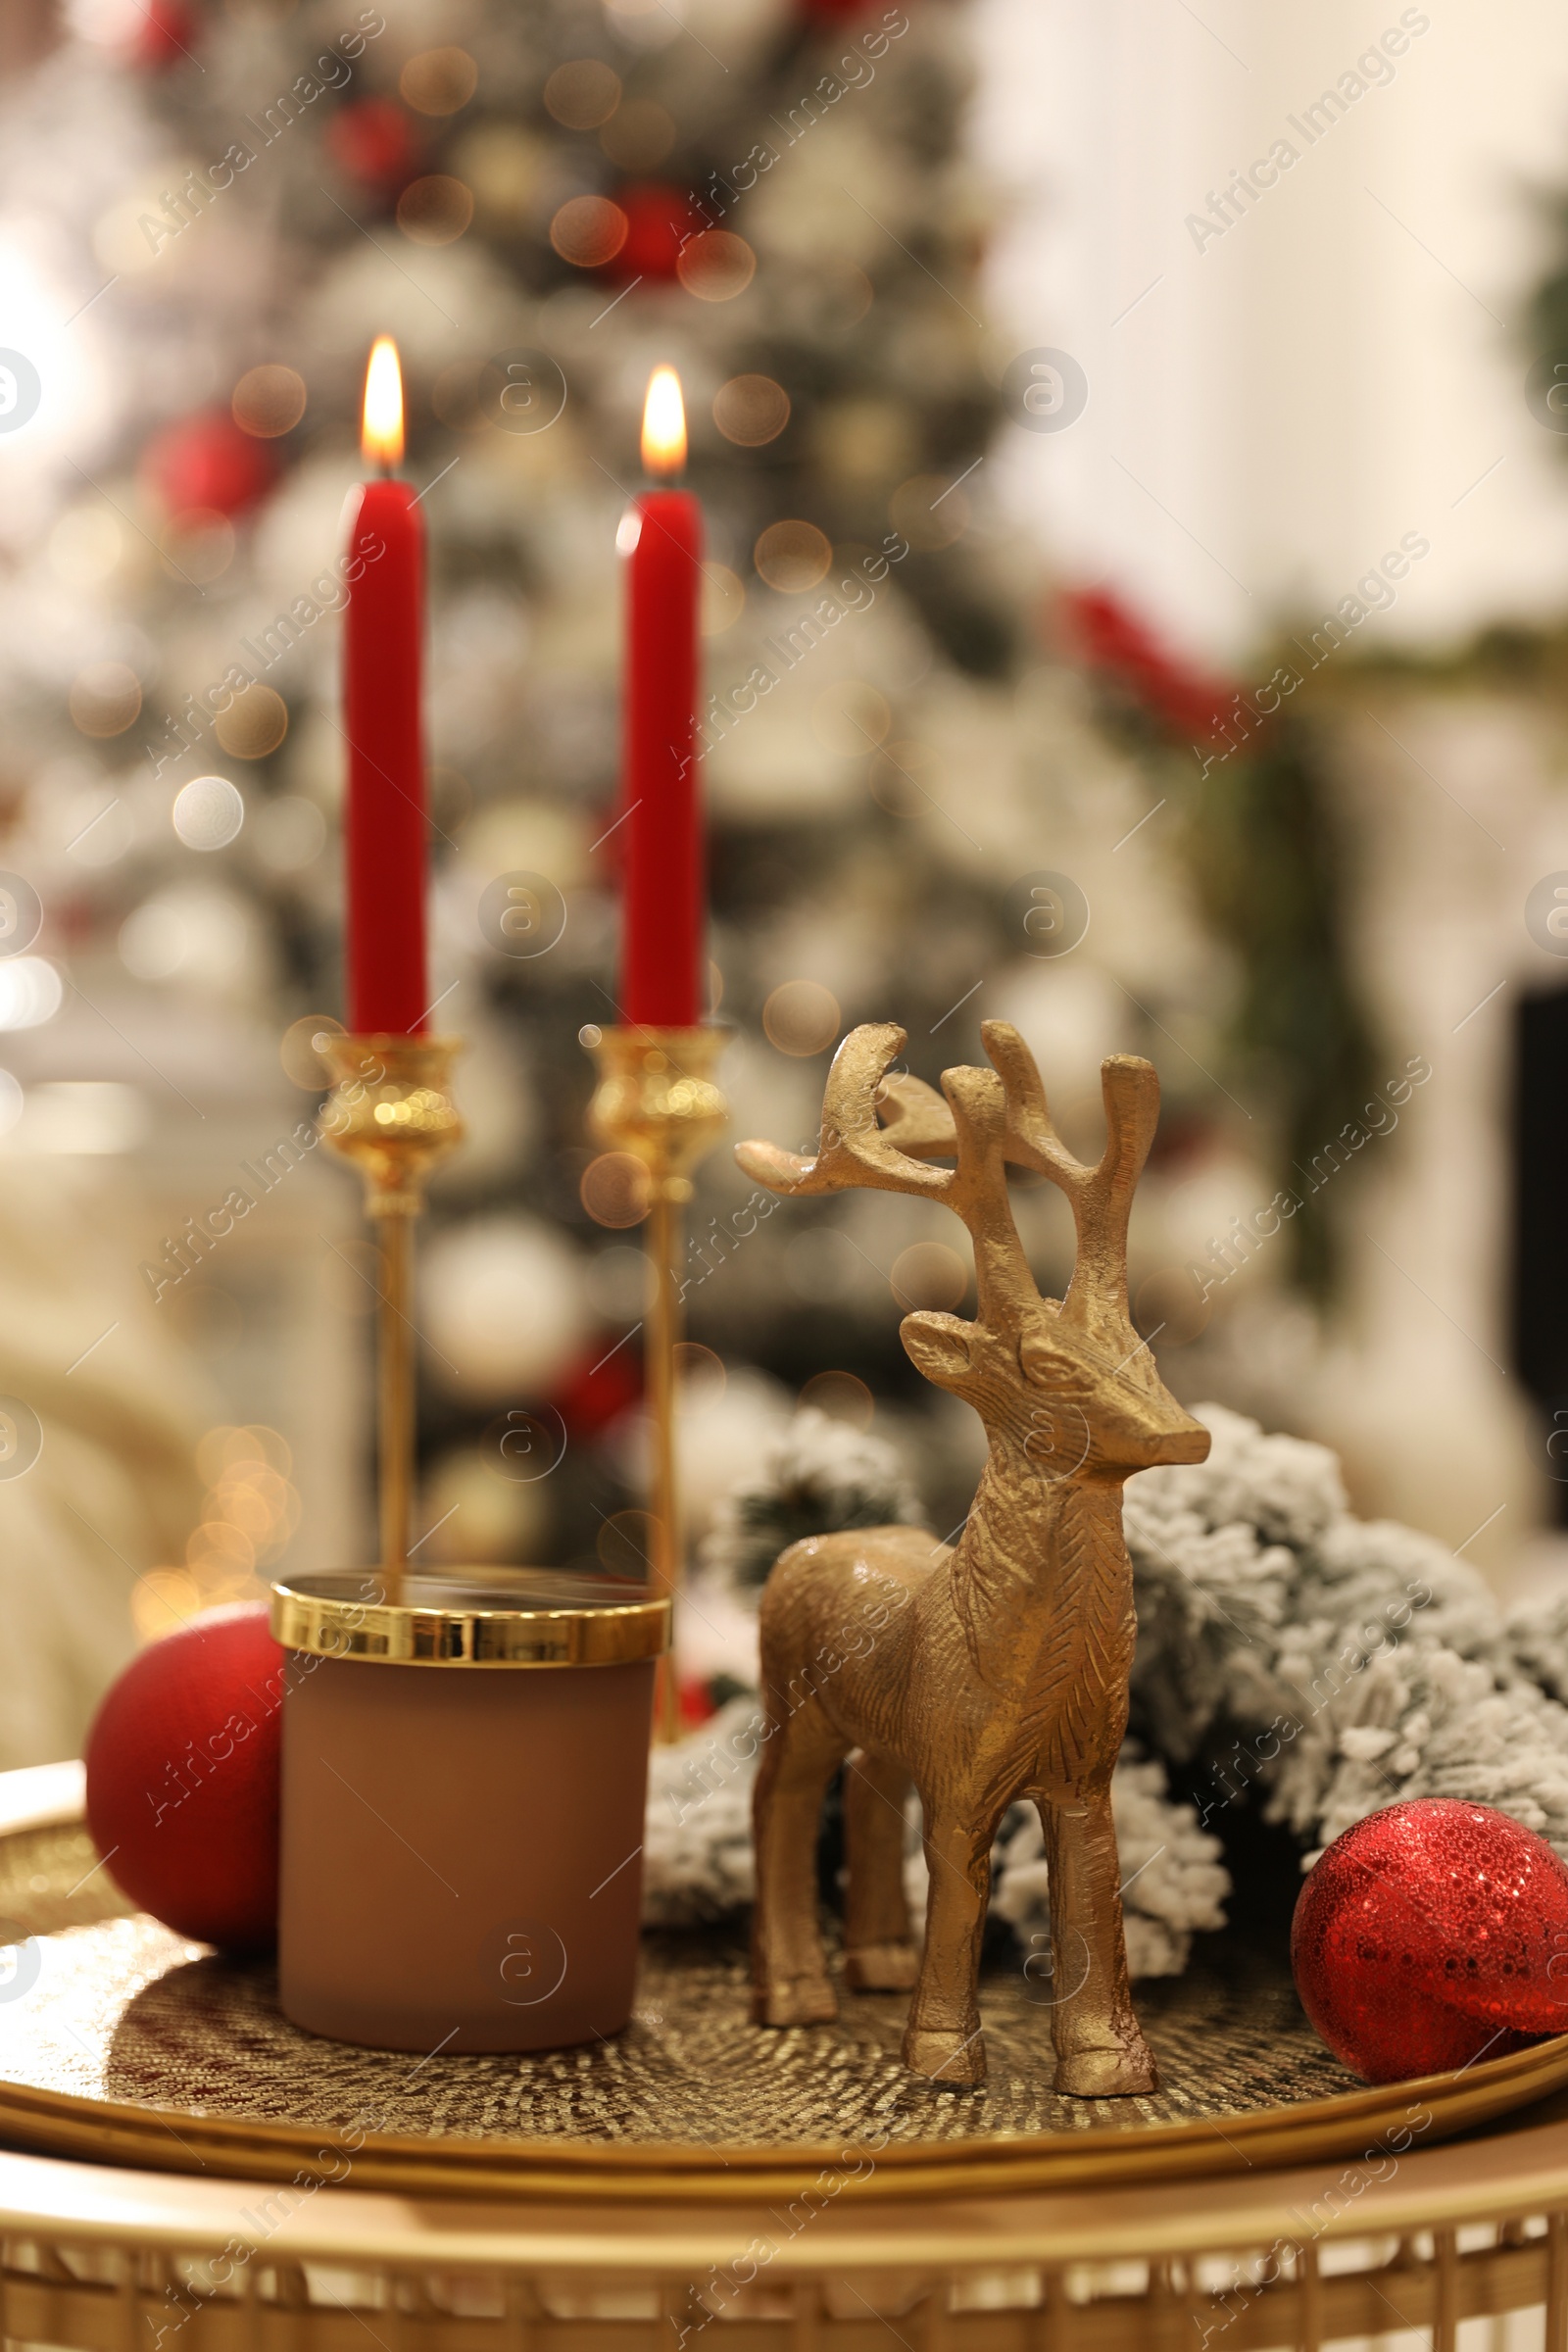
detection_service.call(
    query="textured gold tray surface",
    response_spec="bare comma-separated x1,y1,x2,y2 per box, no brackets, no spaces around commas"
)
0,1818,1564,2199
2,1825,1340,2138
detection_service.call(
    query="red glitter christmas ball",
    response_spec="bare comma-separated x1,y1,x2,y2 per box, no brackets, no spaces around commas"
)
84,1604,285,1951
1292,1799,1568,2082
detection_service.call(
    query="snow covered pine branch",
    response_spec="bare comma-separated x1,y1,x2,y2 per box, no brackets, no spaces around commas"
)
638,1403,1568,1980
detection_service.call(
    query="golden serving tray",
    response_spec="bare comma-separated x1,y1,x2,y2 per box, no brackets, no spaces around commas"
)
0,1770,1565,2204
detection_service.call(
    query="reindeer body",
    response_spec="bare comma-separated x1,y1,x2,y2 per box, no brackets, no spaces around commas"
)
737,1021,1209,2092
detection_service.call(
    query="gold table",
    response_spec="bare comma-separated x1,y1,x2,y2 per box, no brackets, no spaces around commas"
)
3,1764,1568,2351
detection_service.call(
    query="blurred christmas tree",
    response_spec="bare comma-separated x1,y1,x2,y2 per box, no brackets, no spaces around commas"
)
0,0,1357,1699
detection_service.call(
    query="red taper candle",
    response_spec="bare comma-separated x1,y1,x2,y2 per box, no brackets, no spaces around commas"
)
343,336,427,1037
617,366,704,1027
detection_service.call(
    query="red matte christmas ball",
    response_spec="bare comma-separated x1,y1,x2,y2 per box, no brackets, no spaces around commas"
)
1292,1798,1568,2082
614,183,699,280
325,97,421,192
127,0,197,69
84,1604,285,1951
550,1342,641,1436
141,412,276,521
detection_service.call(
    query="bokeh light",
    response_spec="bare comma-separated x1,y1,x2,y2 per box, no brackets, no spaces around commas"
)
231,365,307,438
132,1426,300,1642
890,1242,969,1312
69,662,140,738
0,961,63,1032
397,175,475,246
677,231,756,302
172,776,244,852
550,195,628,268
214,685,287,760
544,60,622,129
580,1152,652,1227
762,980,841,1056
400,47,478,116
754,520,831,593
713,374,791,448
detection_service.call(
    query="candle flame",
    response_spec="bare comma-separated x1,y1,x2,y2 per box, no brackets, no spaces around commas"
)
362,336,404,469
641,365,686,478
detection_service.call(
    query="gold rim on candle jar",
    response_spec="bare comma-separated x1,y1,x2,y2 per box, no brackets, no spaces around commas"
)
271,1570,671,1668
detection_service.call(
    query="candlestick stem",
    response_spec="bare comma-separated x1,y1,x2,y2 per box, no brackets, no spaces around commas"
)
318,1035,465,1604
377,1212,415,1596
645,1190,682,1741
583,1025,728,1744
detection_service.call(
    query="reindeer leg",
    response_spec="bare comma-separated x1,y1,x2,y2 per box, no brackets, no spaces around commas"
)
750,1699,845,2029
1038,1791,1157,2097
902,1803,997,2086
843,1751,918,1992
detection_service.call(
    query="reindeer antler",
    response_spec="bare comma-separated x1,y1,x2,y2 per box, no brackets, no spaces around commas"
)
736,1024,1041,1331
875,1072,957,1161
982,1020,1157,1337
737,1020,1161,1346
734,1025,951,1202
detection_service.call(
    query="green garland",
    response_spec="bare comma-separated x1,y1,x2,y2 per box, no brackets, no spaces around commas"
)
1187,710,1379,1299
1078,666,1378,1301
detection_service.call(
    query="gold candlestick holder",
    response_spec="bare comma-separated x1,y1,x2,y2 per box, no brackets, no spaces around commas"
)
582,1023,728,1740
318,1034,465,1598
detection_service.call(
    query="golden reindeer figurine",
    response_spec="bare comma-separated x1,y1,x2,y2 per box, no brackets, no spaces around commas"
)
735,1019,1210,2092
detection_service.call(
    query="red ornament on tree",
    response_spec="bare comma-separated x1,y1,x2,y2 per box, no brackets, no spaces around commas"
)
679,1676,718,1730
1292,1799,1568,2082
550,1342,642,1438
614,183,700,281
121,0,197,70
1058,586,1235,745
142,411,276,521
84,1604,285,1951
325,98,422,193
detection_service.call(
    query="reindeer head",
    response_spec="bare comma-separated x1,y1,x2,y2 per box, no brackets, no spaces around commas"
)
736,1022,1209,1482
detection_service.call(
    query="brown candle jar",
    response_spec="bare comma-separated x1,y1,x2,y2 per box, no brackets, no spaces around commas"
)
271,1569,669,2056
